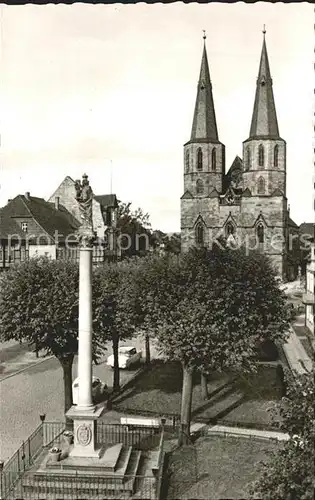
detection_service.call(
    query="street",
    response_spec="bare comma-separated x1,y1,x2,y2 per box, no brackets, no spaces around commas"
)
0,335,158,463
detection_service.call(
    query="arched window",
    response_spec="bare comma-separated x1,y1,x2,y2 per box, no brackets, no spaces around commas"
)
274,145,279,167
257,176,265,194
197,148,203,171
225,222,235,237
211,148,216,171
258,144,264,167
246,147,251,170
196,179,204,195
196,223,204,245
185,151,190,172
257,223,264,243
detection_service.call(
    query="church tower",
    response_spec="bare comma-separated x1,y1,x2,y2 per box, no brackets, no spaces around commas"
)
242,30,286,196
181,35,225,251
241,29,288,277
183,34,225,198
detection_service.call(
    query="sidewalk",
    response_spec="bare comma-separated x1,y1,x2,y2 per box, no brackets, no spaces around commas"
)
204,423,289,442
0,341,53,381
282,312,313,375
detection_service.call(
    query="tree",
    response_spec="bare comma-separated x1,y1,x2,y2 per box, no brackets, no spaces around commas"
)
251,369,315,500
117,201,153,258
134,246,291,445
0,258,102,425
93,261,138,392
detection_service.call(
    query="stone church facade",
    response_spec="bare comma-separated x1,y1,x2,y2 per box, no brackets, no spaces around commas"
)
181,33,295,279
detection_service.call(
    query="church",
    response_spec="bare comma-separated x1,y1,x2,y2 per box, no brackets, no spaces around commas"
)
180,31,298,280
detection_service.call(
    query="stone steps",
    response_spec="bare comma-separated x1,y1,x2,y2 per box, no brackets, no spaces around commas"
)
21,446,154,499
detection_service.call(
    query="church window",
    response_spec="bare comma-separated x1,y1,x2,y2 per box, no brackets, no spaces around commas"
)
257,177,265,194
196,223,204,245
21,222,28,232
211,148,216,171
185,151,190,172
225,222,235,237
196,179,204,195
258,144,265,167
246,147,251,170
197,148,203,171
257,223,264,243
274,145,279,167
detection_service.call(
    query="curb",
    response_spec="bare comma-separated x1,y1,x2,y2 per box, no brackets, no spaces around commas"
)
0,355,54,382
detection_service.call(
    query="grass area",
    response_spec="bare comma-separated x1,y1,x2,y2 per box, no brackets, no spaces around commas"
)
166,435,280,499
112,361,284,429
113,360,230,416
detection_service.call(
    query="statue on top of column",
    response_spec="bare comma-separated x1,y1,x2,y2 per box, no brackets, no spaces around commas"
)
75,174,95,244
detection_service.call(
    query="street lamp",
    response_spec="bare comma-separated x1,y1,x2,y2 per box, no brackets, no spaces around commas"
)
39,413,46,423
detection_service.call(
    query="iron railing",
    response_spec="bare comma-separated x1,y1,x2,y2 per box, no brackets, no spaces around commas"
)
1,420,166,500
96,422,162,450
3,472,158,499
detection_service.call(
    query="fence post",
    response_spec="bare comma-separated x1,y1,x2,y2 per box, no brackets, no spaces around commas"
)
22,441,25,472
28,438,31,466
0,460,4,500
40,413,46,447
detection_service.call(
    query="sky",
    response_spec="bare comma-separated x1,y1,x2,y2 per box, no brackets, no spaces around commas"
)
0,2,314,233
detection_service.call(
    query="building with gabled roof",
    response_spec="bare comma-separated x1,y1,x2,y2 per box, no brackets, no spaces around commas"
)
181,31,298,280
0,179,121,269
0,193,80,268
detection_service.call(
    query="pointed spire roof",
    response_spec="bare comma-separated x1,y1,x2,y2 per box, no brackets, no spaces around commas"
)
190,35,219,142
248,29,280,140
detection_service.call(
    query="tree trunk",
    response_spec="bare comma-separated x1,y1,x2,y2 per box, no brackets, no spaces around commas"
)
145,334,151,365
178,363,194,447
112,334,120,393
201,372,208,400
58,355,74,430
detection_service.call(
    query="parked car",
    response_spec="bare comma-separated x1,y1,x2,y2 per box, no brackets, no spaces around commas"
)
72,376,108,405
106,346,142,369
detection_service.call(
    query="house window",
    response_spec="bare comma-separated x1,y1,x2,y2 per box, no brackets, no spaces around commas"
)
246,147,251,170
274,145,279,167
196,223,204,245
225,222,235,237
211,148,216,171
257,177,265,194
257,223,264,243
197,148,203,171
258,144,264,167
21,222,28,232
196,179,204,195
185,151,190,172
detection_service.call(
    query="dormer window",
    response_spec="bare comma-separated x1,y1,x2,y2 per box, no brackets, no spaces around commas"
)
257,223,264,243
260,76,266,86
211,148,216,171
21,222,28,232
197,148,203,171
258,144,264,167
258,177,265,195
196,223,204,246
274,145,279,167
185,151,190,172
246,147,251,170
225,222,235,237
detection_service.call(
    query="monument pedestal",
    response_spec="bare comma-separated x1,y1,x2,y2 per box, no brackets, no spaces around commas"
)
66,405,105,458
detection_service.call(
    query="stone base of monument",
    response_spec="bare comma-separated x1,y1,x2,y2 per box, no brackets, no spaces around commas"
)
21,442,157,499
66,404,105,458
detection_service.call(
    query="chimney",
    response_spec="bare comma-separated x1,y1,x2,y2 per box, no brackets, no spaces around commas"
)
25,192,30,200
55,196,60,210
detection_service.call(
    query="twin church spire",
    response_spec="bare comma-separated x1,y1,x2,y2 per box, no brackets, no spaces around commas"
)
190,28,280,143
190,33,219,142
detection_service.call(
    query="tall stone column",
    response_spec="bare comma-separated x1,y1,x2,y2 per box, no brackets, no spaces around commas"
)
66,174,104,458
77,244,93,409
